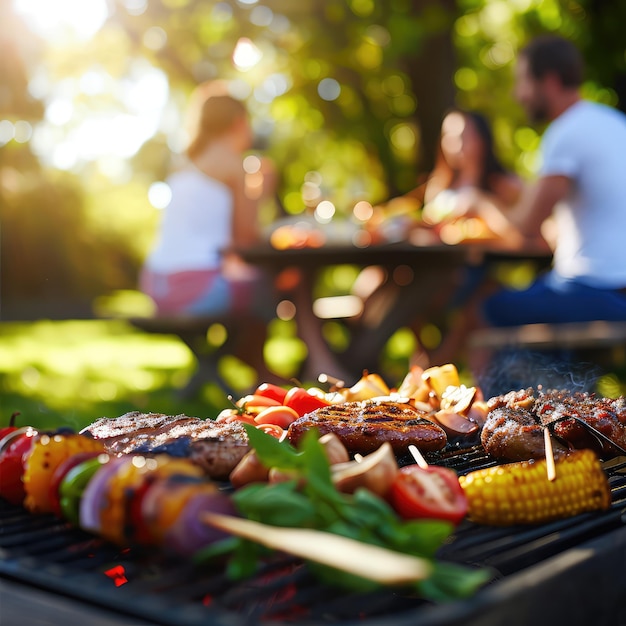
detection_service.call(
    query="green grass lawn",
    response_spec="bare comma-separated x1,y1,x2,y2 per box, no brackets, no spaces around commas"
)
2,318,625,434
0,319,306,432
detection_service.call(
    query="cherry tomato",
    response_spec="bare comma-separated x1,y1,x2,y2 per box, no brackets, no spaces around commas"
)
216,409,257,426
0,427,38,505
254,405,299,429
254,382,288,404
389,464,468,525
283,386,332,417
236,394,282,415
255,423,285,439
215,408,256,425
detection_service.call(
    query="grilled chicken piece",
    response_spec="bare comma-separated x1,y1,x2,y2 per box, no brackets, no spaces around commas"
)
286,400,447,456
483,388,626,460
81,412,250,480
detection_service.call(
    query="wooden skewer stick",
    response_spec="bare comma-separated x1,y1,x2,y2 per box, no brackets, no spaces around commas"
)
543,427,557,482
318,373,345,389
408,444,429,470
201,512,433,585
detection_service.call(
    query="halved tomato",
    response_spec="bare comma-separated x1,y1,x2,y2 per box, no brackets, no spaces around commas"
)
389,464,468,525
255,423,285,439
236,394,282,415
283,386,332,417
254,405,299,429
254,382,288,404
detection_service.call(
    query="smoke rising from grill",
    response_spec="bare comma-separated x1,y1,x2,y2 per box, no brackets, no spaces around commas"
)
475,348,603,399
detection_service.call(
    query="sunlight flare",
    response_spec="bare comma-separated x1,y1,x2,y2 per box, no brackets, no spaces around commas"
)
14,0,109,42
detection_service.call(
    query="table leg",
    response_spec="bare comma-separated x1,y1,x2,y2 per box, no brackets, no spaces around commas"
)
344,268,458,376
177,330,237,400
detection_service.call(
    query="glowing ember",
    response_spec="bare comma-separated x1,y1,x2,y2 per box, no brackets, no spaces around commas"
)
104,564,128,587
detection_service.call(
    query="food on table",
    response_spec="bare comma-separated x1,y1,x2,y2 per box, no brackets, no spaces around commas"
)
286,399,448,456
389,464,468,526
81,412,251,479
22,431,106,513
483,387,626,460
459,449,611,526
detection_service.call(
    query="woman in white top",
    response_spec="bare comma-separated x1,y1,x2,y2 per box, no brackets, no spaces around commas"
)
140,81,278,382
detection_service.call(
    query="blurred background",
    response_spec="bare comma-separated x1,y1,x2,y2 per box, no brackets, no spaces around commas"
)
2,0,626,430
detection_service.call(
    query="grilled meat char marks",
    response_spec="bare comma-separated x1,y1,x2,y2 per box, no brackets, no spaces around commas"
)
480,406,569,462
287,400,447,455
535,391,626,454
483,388,626,460
81,412,250,480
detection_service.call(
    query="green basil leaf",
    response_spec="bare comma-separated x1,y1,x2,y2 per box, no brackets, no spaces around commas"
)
417,560,495,602
387,519,455,558
234,480,318,527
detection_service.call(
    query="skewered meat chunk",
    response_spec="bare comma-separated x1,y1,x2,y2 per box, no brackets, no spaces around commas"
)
534,390,626,454
480,406,569,462
80,412,250,480
482,388,626,460
287,400,447,456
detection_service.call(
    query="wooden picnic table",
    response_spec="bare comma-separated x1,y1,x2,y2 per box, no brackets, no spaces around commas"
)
239,237,552,381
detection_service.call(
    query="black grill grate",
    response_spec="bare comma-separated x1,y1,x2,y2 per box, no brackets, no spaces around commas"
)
1,449,625,626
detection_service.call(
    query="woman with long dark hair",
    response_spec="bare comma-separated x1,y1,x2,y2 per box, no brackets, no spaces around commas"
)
420,108,522,228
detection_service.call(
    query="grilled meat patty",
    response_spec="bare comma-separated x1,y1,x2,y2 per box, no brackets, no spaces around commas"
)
81,412,250,480
286,400,448,455
482,387,626,460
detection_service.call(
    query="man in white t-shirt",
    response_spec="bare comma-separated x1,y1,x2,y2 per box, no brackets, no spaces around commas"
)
482,34,626,325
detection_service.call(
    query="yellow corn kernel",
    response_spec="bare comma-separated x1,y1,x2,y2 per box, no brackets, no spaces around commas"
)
458,449,611,526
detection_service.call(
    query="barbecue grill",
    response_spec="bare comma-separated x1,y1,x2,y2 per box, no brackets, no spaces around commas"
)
1,446,625,626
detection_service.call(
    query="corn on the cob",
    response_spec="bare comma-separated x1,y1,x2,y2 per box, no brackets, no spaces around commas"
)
458,449,611,526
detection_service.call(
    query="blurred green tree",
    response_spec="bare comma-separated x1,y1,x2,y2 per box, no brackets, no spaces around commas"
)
1,0,624,319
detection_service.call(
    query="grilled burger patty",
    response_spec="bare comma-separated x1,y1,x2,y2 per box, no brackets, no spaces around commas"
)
286,399,448,455
80,412,250,480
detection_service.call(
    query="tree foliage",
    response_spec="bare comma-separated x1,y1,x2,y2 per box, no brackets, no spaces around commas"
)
1,0,624,317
